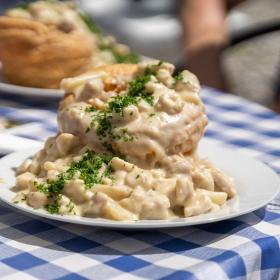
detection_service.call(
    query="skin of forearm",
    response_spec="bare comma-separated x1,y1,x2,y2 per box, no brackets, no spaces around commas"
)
180,0,229,90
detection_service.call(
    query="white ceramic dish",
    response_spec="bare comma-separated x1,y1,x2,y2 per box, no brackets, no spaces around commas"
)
0,138,279,229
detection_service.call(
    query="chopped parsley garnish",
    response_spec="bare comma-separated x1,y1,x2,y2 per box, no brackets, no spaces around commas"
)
114,52,140,64
69,151,113,188
122,133,134,142
45,194,62,215
85,68,155,151
45,204,59,214
66,200,76,214
174,73,184,82
85,106,97,113
108,95,137,115
37,150,114,213
79,12,101,34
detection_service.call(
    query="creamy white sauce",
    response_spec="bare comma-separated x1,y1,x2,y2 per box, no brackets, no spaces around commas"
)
13,61,236,220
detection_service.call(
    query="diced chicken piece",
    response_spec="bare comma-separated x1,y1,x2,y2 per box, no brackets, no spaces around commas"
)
16,159,32,175
184,189,214,217
55,133,79,156
140,190,170,220
209,166,236,198
15,172,35,191
120,187,170,220
27,191,48,209
192,168,215,191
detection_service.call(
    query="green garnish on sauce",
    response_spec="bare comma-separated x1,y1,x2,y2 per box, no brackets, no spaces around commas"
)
45,204,59,214
85,67,155,151
79,12,101,34
37,150,114,214
174,72,184,82
85,106,97,113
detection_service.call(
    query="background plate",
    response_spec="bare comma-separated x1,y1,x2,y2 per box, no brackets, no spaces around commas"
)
0,56,152,99
0,64,64,99
0,138,279,229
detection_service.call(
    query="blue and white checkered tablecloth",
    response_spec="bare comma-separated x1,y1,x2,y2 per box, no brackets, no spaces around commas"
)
0,88,279,280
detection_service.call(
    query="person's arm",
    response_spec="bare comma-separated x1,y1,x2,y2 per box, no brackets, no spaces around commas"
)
180,0,229,90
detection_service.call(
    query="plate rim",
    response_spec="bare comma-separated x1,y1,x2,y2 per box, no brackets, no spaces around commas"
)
0,139,279,229
0,81,64,99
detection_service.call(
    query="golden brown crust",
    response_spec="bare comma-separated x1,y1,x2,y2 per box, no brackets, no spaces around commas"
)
86,64,138,92
59,92,75,111
0,16,95,89
86,64,138,77
59,64,138,109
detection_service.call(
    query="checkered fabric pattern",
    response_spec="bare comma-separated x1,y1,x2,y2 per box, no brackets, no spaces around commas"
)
0,88,279,280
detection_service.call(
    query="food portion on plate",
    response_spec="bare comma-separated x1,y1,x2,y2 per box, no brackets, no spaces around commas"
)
0,117,12,130
13,61,236,221
0,0,139,89
0,117,21,130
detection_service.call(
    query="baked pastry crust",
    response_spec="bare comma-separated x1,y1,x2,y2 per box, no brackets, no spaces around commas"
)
59,64,138,109
0,16,94,88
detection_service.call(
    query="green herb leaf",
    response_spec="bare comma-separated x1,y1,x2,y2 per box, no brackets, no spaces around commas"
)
79,12,101,34
45,204,59,214
174,73,183,82
37,150,114,200
85,106,97,113
114,52,140,64
66,200,75,214
85,67,155,151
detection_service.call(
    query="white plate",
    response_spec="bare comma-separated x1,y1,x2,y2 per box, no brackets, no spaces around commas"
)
0,65,64,98
0,139,279,229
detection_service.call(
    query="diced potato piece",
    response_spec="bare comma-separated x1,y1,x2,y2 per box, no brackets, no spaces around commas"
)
82,192,136,221
175,177,194,206
63,179,89,204
198,189,228,206
192,169,215,191
110,157,134,172
92,185,132,200
184,190,213,217
43,160,68,173
103,200,137,221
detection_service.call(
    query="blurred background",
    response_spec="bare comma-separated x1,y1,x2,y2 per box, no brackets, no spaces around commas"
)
1,0,280,110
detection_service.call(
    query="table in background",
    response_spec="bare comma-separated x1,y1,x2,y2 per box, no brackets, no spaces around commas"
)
0,88,279,280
